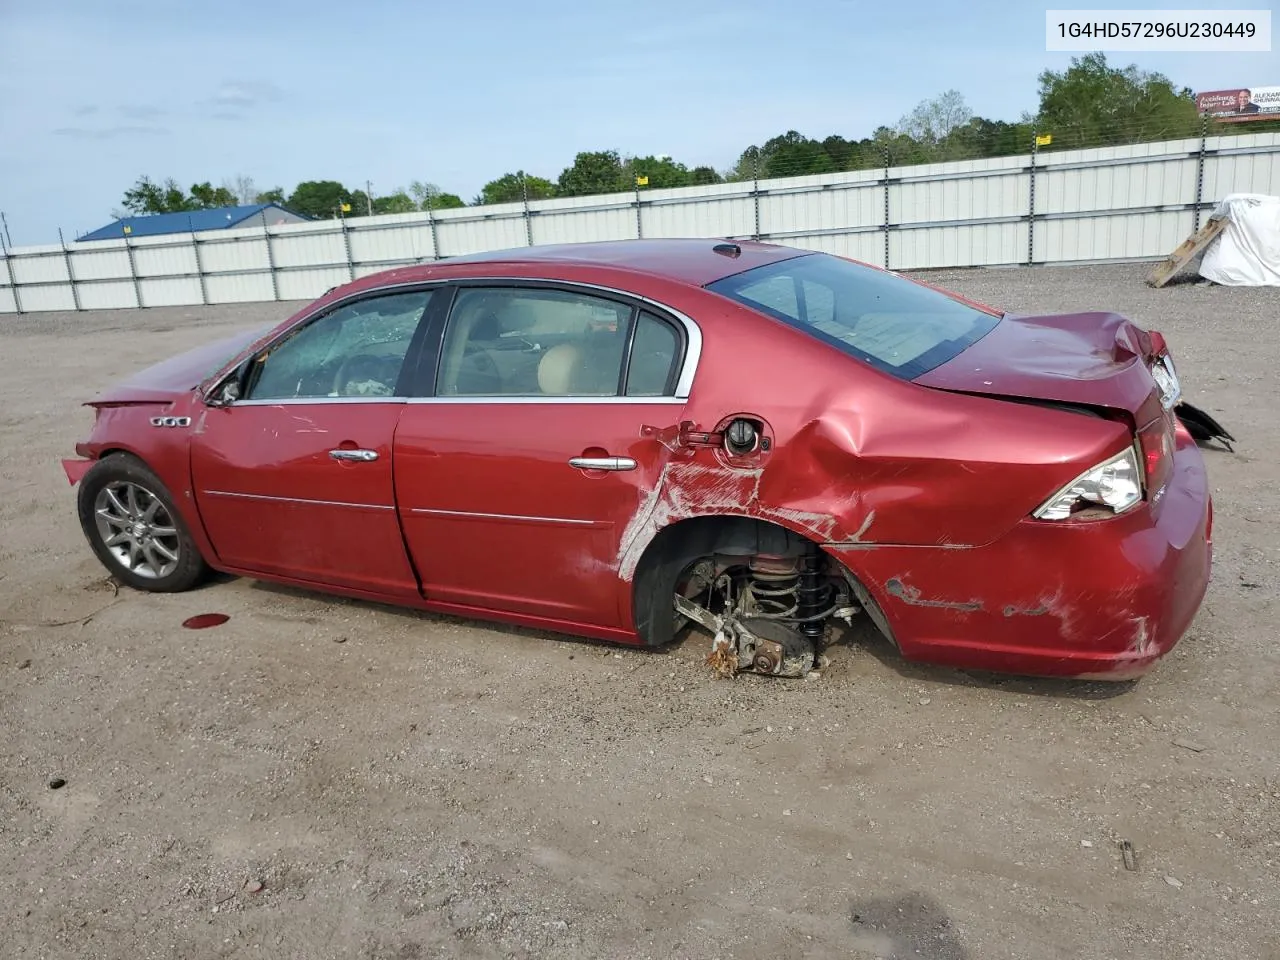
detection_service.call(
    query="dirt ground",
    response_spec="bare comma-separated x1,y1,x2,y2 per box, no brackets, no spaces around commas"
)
1,263,1276,960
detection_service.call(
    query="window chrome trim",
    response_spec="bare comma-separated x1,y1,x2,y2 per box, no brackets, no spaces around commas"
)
231,396,409,407
407,507,607,527
205,275,704,405
201,490,393,511
405,395,685,406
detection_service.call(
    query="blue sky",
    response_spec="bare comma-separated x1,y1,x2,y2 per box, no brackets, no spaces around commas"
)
0,0,1273,245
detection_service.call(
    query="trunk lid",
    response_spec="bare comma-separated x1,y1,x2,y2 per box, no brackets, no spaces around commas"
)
914,311,1163,420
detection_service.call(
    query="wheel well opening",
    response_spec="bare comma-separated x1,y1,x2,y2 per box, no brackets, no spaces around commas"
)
630,514,896,650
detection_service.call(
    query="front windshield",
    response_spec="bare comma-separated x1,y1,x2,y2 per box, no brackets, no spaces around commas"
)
706,253,1001,380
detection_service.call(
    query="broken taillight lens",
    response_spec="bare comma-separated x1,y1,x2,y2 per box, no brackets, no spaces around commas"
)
1149,353,1182,410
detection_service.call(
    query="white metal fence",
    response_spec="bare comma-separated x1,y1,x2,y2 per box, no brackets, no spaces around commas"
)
3,131,1279,315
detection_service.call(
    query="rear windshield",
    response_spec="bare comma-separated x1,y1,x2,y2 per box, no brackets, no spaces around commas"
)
706,253,1001,380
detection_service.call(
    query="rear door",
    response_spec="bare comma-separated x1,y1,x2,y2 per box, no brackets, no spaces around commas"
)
191,287,440,599
393,282,694,628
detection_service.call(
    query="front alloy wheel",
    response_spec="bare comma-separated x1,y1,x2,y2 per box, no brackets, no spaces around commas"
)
93,481,181,579
77,453,208,592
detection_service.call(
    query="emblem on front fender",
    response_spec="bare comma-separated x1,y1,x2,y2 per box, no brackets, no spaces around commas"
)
150,416,191,428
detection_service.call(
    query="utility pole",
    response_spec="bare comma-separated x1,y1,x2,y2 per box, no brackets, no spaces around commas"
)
365,180,373,216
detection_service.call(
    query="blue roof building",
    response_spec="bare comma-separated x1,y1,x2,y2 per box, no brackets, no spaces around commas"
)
78,203,309,241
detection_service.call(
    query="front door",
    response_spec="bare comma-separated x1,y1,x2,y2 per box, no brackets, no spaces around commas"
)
394,283,691,628
191,287,438,599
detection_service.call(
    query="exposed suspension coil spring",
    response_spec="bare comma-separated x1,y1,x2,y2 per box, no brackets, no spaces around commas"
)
747,553,837,628
747,555,801,619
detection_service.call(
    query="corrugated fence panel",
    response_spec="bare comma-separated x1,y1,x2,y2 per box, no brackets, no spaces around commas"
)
892,222,1027,270
760,179,881,237
273,229,347,269
67,246,131,281
139,277,204,307
1039,157,1195,214
1040,210,1193,262
437,212,527,255
349,223,434,265
132,240,199,279
5,132,1280,313
1204,147,1280,201
11,284,76,312
277,267,351,302
77,281,140,311
640,194,755,239
200,236,269,274
11,251,67,284
205,272,275,304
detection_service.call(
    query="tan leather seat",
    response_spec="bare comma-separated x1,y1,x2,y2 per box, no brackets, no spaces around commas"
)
538,343,585,395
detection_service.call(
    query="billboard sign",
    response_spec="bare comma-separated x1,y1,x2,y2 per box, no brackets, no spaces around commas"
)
1196,86,1280,122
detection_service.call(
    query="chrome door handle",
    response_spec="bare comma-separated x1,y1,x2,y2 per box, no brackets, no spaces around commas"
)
329,448,379,462
569,456,637,472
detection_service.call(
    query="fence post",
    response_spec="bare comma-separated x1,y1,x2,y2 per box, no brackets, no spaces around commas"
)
58,228,82,311
634,177,643,239
752,157,761,241
882,146,891,270
521,173,534,247
1027,134,1039,267
1,239,21,315
425,192,440,261
261,211,280,301
339,214,355,281
123,232,144,308
189,217,209,305
1193,113,1209,231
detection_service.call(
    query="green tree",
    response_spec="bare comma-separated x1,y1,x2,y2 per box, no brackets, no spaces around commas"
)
189,182,238,208
897,90,973,154
688,166,722,186
475,171,556,205
557,150,628,197
373,190,419,214
940,117,1034,161
121,175,194,215
286,180,352,219
761,131,836,177
725,145,770,182
256,187,286,204
1036,52,1199,148
409,180,467,210
348,189,374,216
625,155,690,189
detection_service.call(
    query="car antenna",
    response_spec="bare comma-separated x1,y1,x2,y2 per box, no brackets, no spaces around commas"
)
712,241,741,258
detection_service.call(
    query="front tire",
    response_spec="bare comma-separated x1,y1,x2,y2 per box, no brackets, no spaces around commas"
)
77,453,208,592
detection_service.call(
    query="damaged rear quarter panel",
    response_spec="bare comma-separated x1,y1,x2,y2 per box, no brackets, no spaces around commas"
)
616,291,1132,584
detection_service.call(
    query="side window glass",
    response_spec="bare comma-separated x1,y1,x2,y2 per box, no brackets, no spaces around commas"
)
247,290,432,400
437,288,632,397
625,312,680,396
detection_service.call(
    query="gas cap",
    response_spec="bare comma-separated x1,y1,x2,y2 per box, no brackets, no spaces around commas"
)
725,418,758,455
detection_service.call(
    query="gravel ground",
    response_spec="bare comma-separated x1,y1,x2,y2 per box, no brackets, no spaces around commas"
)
1,263,1276,960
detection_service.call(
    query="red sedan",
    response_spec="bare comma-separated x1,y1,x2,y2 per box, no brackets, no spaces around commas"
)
62,239,1220,681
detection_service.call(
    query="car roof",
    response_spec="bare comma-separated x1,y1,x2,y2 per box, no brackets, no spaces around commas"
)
418,238,810,288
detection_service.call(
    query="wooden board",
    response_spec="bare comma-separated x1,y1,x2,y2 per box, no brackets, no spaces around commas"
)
1147,215,1228,288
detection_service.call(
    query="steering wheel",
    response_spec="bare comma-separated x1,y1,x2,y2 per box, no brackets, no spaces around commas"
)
332,353,394,396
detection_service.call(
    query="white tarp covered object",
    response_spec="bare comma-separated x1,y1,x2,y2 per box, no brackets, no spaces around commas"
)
1198,193,1280,286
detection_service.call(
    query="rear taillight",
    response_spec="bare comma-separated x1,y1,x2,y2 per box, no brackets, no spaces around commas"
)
1137,415,1175,496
